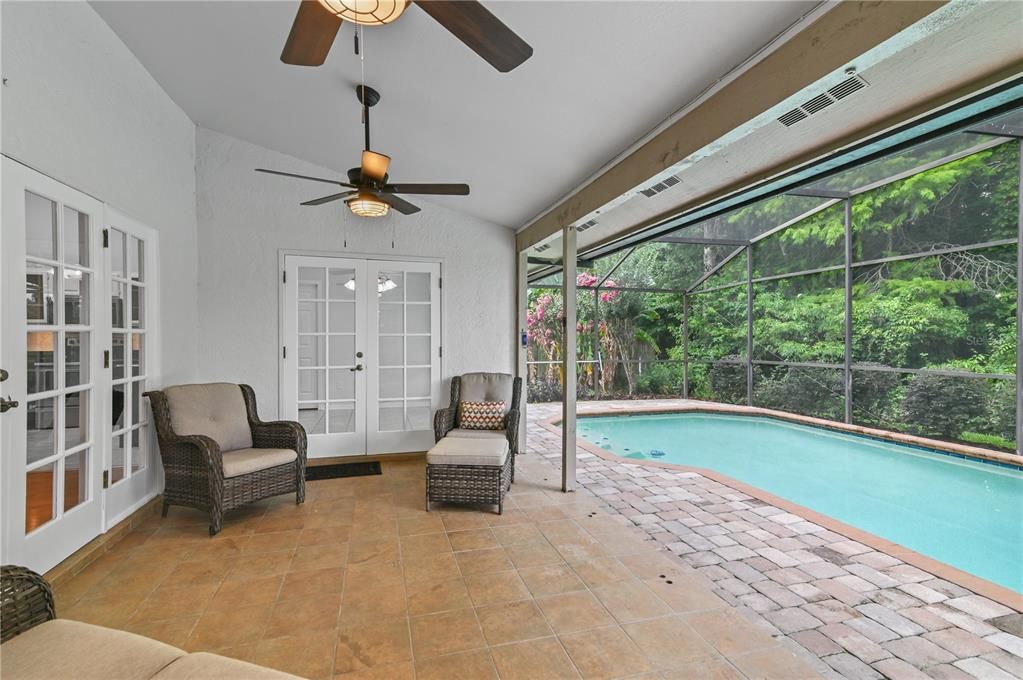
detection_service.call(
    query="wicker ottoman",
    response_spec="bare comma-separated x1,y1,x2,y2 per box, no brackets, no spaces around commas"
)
426,437,511,514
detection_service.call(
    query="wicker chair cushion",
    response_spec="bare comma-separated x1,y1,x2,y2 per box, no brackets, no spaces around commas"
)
428,437,508,467
221,448,297,478
445,428,507,440
153,653,304,679
0,619,185,680
164,383,253,452
458,373,514,415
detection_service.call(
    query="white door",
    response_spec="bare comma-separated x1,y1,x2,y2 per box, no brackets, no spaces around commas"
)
1,158,105,573
103,211,159,526
367,260,441,454
282,256,369,457
281,255,441,457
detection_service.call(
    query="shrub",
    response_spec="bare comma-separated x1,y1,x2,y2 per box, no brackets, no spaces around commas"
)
636,363,682,396
754,366,844,421
901,372,986,440
851,364,901,427
708,357,747,405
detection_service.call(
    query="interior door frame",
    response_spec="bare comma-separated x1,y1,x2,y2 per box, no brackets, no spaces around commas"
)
102,208,162,529
1,157,106,572
278,249,445,456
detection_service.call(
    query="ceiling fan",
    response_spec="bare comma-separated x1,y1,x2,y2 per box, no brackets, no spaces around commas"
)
281,0,532,72
255,84,469,218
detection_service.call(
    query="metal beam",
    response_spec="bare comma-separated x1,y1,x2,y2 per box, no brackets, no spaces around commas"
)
656,236,750,247
682,294,690,398
749,199,843,245
843,198,853,424
787,188,850,199
516,250,529,454
598,248,635,287
1017,139,1022,456
746,246,754,406
561,225,577,492
686,245,747,293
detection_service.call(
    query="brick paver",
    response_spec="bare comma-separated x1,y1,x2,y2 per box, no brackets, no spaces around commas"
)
525,400,1023,680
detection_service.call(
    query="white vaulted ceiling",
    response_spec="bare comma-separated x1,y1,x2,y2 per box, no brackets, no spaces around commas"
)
90,0,820,227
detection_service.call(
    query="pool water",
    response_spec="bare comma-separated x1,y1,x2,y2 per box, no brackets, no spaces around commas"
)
577,412,1023,593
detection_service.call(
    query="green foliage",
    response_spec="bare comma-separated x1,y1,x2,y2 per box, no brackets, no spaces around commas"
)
902,373,987,439
960,431,1016,452
708,358,747,405
526,140,1019,452
753,366,845,421
635,363,683,396
851,365,901,428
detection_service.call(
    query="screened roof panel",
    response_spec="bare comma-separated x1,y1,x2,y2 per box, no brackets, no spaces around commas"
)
668,194,829,243
797,130,995,195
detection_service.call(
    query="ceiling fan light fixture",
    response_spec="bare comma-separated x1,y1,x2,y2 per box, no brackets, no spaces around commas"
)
317,0,409,26
347,191,390,218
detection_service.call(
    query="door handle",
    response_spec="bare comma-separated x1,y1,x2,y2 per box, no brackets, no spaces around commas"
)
0,396,19,413
349,364,364,372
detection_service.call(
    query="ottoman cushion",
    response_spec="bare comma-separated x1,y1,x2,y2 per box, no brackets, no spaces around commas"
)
428,437,508,467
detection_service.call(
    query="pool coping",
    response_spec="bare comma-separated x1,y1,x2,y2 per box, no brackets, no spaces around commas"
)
541,401,1023,612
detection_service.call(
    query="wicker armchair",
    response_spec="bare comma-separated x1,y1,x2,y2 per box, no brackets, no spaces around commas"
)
145,383,306,536
433,373,522,480
1,566,55,643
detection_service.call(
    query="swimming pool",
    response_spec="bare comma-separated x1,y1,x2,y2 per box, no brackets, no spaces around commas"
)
576,412,1023,593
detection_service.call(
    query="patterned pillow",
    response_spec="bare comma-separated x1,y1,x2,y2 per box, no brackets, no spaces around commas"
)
459,400,506,430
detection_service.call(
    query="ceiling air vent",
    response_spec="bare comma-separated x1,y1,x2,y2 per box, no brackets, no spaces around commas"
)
777,74,869,127
640,173,682,198
576,219,598,232
535,243,551,252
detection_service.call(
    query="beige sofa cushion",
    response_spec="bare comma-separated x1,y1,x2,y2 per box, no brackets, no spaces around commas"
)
164,383,252,452
0,619,184,680
154,653,303,680
446,428,507,440
428,437,508,467
222,447,297,478
458,373,514,415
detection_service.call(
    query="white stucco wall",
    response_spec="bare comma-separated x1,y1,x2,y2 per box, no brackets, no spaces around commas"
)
1,1,199,384
195,127,516,418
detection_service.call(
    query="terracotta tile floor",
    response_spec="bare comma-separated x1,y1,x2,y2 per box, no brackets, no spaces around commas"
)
52,451,822,679
527,401,1023,680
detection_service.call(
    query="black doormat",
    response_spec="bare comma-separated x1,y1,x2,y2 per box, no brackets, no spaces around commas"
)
306,461,382,481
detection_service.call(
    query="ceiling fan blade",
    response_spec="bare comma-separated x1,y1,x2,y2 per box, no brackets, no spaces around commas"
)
301,191,357,206
414,1,532,72
281,0,342,66
255,168,356,188
361,150,391,183
374,192,421,215
382,183,470,196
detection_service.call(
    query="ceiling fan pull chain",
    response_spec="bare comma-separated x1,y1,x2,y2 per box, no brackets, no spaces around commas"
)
353,25,359,55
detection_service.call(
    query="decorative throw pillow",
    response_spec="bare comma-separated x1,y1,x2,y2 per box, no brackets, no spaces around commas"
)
459,400,506,430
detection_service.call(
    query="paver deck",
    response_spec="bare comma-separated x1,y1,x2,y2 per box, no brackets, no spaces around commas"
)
526,400,1023,680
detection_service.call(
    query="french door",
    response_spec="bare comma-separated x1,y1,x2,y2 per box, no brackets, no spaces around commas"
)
2,159,105,572
102,210,158,527
281,255,441,457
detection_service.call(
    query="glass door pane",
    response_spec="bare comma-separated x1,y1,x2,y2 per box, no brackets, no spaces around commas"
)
108,228,148,487
284,257,367,457
367,261,440,454
22,194,97,534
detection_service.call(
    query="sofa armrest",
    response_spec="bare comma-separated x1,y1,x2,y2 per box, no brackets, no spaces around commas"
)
504,409,521,454
1,566,55,643
251,421,306,456
433,407,456,442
